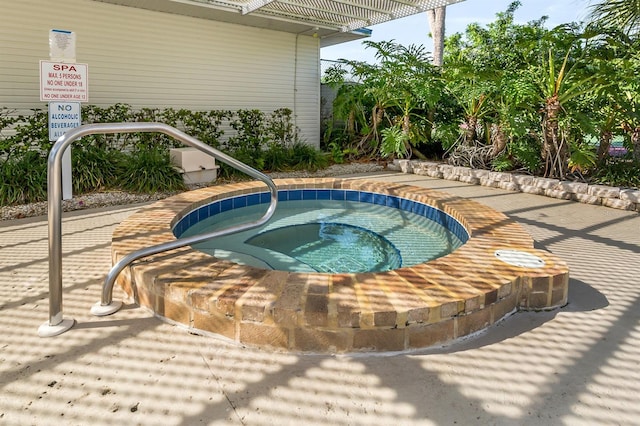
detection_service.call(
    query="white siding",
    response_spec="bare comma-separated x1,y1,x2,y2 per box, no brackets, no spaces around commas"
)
0,0,320,146
294,35,321,146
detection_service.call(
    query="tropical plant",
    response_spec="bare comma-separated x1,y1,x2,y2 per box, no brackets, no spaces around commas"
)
380,125,409,158
328,40,443,159
588,0,640,36
441,2,547,167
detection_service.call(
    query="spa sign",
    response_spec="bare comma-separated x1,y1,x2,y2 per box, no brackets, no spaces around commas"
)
40,61,89,102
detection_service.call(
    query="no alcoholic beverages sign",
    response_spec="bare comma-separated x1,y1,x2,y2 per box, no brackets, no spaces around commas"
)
40,61,88,102
49,102,81,141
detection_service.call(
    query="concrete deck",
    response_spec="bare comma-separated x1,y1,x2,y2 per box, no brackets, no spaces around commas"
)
1,171,639,425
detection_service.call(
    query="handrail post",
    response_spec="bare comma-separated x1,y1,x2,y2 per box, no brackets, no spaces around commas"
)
38,122,278,336
38,132,76,337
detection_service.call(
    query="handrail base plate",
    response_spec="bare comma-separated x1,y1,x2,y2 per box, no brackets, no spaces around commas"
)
38,318,75,337
91,301,123,317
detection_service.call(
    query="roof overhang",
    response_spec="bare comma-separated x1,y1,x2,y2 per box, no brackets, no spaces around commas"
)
94,0,466,47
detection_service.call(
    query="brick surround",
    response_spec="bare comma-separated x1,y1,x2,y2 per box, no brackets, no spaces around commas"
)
112,179,569,353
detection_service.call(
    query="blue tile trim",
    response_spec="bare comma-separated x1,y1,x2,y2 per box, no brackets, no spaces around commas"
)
331,190,346,201
173,189,470,243
345,190,359,202
288,189,303,201
359,192,373,204
246,193,260,207
386,196,399,209
260,192,271,204
220,198,233,213
233,196,247,209
373,193,386,206
317,189,331,200
302,189,317,200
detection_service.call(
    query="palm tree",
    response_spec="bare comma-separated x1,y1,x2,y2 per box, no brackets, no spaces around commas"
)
588,0,640,35
427,6,446,66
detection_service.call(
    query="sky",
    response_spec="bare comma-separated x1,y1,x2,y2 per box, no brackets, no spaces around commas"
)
321,0,593,66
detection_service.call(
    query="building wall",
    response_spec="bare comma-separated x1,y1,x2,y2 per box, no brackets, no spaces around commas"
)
0,0,320,146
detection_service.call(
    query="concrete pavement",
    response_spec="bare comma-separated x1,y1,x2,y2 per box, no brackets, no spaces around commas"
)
1,171,638,425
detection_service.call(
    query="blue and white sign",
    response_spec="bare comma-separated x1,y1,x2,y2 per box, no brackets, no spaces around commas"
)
49,101,81,200
48,101,81,141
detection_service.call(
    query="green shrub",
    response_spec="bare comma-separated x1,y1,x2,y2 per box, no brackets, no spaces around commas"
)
267,108,295,146
0,151,47,205
179,109,230,149
228,109,267,154
72,145,124,193
263,142,289,171
0,104,327,205
288,141,328,171
1,107,20,159
118,147,185,193
81,103,135,151
594,160,640,188
491,153,514,171
133,107,180,150
510,136,542,173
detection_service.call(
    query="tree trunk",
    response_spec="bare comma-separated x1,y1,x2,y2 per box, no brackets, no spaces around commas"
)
347,110,356,136
372,104,384,143
402,114,410,136
463,115,478,146
542,95,568,178
490,123,507,157
427,6,446,67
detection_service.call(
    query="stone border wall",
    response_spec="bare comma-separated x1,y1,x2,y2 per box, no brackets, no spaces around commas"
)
389,160,640,213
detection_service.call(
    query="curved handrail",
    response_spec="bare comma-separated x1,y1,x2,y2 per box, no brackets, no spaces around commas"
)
39,122,278,336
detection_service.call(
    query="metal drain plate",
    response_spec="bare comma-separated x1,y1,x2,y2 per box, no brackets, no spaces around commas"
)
494,250,545,268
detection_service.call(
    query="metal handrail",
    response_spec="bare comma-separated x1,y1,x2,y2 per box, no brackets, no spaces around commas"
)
38,122,278,337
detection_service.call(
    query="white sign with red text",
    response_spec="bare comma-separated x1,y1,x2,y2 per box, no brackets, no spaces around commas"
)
40,61,88,102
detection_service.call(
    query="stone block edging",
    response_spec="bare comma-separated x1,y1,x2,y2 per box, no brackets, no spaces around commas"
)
391,160,640,213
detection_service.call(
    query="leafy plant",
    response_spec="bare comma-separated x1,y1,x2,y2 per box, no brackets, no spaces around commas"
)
510,135,542,172
491,153,514,171
228,109,268,153
380,125,409,158
133,107,180,150
288,141,327,171
0,107,19,160
72,145,124,193
179,109,230,149
328,141,346,164
263,142,288,171
118,147,185,193
81,103,135,150
594,159,640,187
0,151,47,205
569,141,597,173
267,108,295,147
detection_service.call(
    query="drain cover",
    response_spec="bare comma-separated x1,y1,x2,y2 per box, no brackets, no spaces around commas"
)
494,250,545,268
